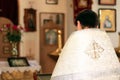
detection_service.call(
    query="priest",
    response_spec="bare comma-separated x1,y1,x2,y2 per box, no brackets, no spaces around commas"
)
51,9,120,80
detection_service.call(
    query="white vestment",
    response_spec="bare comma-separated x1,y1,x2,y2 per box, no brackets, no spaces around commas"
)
51,29,120,80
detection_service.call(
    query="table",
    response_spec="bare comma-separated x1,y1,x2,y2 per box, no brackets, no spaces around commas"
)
0,60,41,80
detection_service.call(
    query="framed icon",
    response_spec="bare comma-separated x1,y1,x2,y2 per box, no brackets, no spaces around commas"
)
98,8,116,32
45,29,58,45
24,8,36,32
8,57,30,67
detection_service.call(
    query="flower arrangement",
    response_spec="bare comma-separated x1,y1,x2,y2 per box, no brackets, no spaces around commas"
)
0,24,24,56
6,24,23,43
0,24,24,43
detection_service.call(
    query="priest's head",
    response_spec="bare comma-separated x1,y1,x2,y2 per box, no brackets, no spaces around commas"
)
75,9,99,30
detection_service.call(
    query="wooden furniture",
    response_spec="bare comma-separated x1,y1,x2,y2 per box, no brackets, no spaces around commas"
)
40,21,64,74
0,17,16,61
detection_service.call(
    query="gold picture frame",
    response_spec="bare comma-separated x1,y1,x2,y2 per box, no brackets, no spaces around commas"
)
98,9,116,32
99,0,116,5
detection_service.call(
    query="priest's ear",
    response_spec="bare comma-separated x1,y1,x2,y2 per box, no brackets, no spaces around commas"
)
77,21,82,30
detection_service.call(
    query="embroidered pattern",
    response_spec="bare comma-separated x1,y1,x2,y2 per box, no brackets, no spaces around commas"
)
86,40,104,59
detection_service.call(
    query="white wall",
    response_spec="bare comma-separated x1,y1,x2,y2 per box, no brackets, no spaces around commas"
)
18,0,39,63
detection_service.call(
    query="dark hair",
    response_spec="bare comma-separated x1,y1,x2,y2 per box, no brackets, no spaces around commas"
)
75,9,99,28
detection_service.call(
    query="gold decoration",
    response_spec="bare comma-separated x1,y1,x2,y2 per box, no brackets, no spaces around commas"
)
50,30,62,56
86,40,104,59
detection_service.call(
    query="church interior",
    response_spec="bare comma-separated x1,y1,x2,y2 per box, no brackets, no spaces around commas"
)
0,0,120,80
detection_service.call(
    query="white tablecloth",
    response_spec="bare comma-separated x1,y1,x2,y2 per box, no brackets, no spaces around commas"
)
0,60,41,74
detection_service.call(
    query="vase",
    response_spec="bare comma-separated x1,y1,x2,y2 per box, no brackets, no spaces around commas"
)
11,42,18,57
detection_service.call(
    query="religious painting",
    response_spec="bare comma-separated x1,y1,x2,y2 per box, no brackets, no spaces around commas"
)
40,12,64,27
98,9,116,32
8,57,30,67
99,0,116,5
73,0,93,25
45,29,58,45
78,0,88,8
24,8,36,32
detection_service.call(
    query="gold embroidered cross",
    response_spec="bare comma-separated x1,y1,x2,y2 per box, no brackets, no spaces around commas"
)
86,41,104,59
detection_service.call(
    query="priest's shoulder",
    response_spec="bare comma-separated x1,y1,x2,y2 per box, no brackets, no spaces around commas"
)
70,30,89,38
70,29,106,38
71,30,90,35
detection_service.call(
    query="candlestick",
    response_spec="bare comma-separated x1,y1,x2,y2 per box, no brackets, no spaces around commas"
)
49,30,62,56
